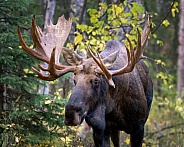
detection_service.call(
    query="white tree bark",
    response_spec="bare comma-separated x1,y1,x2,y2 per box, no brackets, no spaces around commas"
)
177,0,184,96
43,0,56,30
38,0,56,94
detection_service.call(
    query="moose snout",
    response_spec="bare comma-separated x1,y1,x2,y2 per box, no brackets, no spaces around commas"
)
64,111,80,126
64,104,85,126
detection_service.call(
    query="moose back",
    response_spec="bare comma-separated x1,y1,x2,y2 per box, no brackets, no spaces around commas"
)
18,15,153,147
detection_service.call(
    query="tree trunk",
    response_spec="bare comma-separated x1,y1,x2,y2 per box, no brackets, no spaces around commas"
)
43,0,56,30
0,85,3,119
38,0,56,94
0,64,4,119
177,0,184,96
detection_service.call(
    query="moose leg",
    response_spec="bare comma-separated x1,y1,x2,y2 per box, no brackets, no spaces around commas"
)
111,130,120,147
93,128,105,147
92,129,112,147
130,125,144,147
86,104,106,147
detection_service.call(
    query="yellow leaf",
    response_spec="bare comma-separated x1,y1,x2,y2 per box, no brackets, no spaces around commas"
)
171,8,176,17
176,98,183,106
155,59,161,64
142,143,146,147
90,37,97,45
30,45,33,49
45,100,52,104
99,3,108,10
61,109,65,115
60,136,72,142
74,34,83,45
116,6,123,15
92,31,96,36
162,19,170,27
49,80,58,85
125,137,130,145
24,69,29,73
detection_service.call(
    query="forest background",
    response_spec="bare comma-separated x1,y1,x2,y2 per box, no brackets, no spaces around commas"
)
0,0,183,146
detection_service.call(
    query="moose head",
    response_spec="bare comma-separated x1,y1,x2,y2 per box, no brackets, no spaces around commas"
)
18,14,152,147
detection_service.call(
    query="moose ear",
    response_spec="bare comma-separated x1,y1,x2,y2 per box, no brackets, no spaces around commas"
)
62,47,83,66
102,50,119,69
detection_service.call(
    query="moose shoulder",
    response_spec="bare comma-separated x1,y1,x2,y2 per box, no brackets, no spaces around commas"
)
18,15,153,147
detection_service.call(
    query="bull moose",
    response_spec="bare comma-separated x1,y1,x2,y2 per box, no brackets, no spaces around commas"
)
17,14,153,147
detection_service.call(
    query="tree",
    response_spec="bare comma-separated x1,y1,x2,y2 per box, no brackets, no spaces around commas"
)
0,0,37,145
38,0,56,94
0,0,67,146
177,0,184,96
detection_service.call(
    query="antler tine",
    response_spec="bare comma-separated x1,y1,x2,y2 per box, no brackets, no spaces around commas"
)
17,18,50,64
88,47,101,69
134,28,142,62
110,38,136,76
88,47,111,79
32,17,41,46
32,48,75,81
96,52,115,88
134,13,151,62
126,37,135,66
141,13,151,47
88,47,115,88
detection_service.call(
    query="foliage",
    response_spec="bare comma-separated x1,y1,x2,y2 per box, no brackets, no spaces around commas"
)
145,0,179,79
175,97,184,119
1,94,68,146
71,1,145,53
0,0,68,146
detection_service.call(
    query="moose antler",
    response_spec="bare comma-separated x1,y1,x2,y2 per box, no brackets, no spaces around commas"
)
89,14,152,88
17,15,75,80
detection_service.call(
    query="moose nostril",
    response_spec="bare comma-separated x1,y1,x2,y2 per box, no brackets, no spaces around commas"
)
64,110,81,126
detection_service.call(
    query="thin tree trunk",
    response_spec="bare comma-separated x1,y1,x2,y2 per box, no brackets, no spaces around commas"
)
43,0,56,29
0,64,4,119
177,0,184,96
38,0,56,94
0,85,3,119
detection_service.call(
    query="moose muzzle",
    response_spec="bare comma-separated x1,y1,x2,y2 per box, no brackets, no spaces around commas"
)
64,104,87,126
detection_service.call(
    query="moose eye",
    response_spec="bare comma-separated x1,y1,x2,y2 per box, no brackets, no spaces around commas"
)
92,79,99,87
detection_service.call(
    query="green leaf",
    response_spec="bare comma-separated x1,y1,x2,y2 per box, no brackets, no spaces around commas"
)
88,8,98,16
153,34,157,39
156,40,163,46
